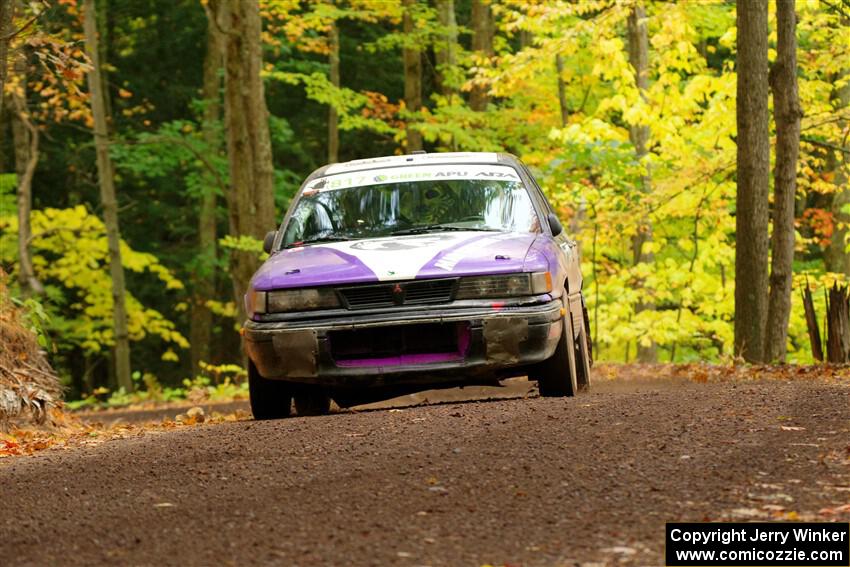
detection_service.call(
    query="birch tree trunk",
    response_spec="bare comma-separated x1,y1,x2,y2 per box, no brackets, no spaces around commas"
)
222,0,276,324
627,3,656,362
84,0,132,392
191,0,223,376
328,17,340,163
765,0,801,362
11,53,42,296
402,0,422,152
734,0,770,363
469,0,493,112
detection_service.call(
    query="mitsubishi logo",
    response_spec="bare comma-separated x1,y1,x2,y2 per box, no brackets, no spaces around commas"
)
392,283,405,305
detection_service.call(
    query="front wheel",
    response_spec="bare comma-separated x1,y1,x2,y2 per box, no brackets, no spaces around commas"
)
575,306,592,392
248,361,293,420
537,311,578,397
294,387,331,416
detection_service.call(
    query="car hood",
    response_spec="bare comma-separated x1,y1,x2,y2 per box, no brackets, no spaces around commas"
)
251,231,549,290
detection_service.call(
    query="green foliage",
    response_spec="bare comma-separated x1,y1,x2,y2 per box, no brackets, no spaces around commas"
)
267,70,397,135
0,206,188,356
219,235,265,256
7,0,850,401
65,363,247,410
0,174,16,216
10,295,53,349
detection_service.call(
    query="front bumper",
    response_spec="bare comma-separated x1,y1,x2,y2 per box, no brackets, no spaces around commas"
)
243,299,563,387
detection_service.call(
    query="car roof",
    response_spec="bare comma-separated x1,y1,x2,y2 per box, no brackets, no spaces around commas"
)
304,152,522,183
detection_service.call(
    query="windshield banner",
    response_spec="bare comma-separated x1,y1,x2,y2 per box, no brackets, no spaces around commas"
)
305,164,522,193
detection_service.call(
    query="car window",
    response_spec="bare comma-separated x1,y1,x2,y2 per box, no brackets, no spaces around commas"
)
282,164,541,246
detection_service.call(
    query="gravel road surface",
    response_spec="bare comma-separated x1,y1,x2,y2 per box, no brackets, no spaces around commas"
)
2,376,849,566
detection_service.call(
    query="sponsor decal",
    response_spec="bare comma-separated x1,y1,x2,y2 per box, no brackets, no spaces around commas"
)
305,164,521,193
349,234,455,251
322,232,485,281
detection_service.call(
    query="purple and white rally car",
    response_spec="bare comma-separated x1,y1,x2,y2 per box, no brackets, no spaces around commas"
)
243,152,592,419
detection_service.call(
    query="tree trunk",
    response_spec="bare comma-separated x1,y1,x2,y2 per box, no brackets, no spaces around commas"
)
734,0,770,363
469,0,493,111
435,0,457,98
627,3,656,363
96,0,113,132
627,3,651,266
190,0,223,377
826,283,850,363
328,17,340,163
801,284,823,362
824,70,850,276
84,0,132,392
222,0,277,324
0,1,14,118
10,53,42,296
556,54,568,127
764,0,801,362
402,0,422,152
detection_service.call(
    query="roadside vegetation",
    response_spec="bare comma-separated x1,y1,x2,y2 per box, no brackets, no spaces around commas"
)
0,0,848,416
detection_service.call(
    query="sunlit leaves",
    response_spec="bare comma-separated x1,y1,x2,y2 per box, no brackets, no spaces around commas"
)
0,206,188,356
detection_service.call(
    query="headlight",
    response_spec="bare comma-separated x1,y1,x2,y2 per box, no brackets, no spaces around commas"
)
455,272,552,299
267,288,341,312
246,289,267,315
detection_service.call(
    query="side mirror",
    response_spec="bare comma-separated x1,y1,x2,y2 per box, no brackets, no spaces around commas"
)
263,231,276,254
547,213,563,237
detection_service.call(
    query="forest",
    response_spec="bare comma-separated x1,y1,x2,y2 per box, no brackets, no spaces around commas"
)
0,0,848,403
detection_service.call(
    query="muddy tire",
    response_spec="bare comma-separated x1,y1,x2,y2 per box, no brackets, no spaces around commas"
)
537,311,578,398
248,361,293,420
294,388,331,416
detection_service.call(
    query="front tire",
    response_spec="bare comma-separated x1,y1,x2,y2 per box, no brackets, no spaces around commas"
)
294,387,331,416
575,308,592,392
537,308,578,397
248,361,293,420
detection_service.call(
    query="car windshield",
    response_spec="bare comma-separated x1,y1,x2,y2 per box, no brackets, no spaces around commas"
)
282,165,540,246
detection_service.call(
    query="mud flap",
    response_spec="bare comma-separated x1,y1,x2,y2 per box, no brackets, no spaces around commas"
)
483,318,529,364
272,330,319,378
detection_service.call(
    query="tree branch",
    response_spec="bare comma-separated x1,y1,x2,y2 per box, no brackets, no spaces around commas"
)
801,136,850,155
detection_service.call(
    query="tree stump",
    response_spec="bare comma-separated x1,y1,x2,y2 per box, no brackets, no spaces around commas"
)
826,283,850,363
801,284,823,362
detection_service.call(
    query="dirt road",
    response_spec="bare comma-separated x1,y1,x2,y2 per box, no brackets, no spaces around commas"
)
2,376,849,566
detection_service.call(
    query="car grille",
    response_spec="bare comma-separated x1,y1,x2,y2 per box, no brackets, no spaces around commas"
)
337,278,457,309
330,322,469,366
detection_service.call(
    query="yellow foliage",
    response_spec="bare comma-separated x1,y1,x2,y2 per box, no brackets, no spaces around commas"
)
0,207,188,356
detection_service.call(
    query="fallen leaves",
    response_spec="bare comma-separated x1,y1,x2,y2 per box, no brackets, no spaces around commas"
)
175,406,205,425
0,406,250,461
819,504,850,516
594,362,850,384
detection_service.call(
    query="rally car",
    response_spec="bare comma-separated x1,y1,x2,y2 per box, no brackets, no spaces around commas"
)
242,152,592,418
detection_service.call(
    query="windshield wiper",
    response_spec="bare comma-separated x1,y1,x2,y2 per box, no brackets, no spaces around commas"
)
391,224,499,236
285,235,349,248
